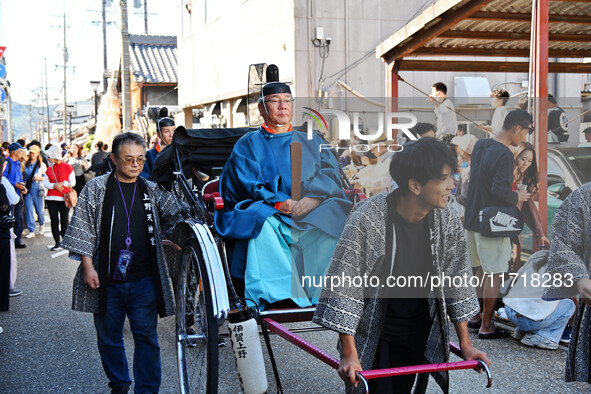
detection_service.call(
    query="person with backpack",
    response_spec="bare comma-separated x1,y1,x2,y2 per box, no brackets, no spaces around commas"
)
464,110,533,339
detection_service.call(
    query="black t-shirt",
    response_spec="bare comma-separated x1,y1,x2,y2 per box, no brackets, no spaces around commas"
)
109,181,152,283
381,192,434,341
464,138,518,232
91,150,109,166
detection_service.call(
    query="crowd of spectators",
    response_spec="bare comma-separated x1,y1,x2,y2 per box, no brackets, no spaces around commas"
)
0,137,112,334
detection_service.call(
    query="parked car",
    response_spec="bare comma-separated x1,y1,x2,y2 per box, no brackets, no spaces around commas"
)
521,144,591,253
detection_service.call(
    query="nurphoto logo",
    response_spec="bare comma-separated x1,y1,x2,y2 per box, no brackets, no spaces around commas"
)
303,108,418,152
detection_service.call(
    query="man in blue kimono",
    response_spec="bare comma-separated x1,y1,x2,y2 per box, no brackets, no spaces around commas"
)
215,82,352,310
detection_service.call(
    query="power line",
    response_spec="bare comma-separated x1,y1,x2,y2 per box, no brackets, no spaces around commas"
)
70,0,100,57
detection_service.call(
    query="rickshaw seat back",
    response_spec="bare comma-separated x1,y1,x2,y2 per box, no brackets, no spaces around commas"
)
203,179,224,211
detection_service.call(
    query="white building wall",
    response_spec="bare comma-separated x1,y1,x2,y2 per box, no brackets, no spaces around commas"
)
294,0,421,101
177,0,586,137
178,0,296,127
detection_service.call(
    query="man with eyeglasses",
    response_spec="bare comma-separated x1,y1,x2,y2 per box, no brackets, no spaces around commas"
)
464,109,533,340
61,132,183,393
215,81,352,310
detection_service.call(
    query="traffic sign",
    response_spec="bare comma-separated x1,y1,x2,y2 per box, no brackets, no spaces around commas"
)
0,47,5,58
0,104,5,120
0,88,5,103
0,64,5,79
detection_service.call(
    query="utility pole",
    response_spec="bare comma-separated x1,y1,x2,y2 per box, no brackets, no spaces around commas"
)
44,58,50,144
28,103,33,140
36,85,43,144
62,12,67,143
33,88,41,142
144,0,148,34
6,90,12,142
102,0,108,91
120,0,132,130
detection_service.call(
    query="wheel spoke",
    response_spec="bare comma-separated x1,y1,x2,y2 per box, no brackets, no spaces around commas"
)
176,239,219,393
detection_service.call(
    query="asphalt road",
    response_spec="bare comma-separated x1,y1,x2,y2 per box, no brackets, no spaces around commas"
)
1,217,591,393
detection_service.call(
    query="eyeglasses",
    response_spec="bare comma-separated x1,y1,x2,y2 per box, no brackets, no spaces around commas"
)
116,155,145,165
264,98,294,106
522,125,534,135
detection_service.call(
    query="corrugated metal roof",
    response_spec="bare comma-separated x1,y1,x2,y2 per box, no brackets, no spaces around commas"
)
129,34,177,84
377,0,591,61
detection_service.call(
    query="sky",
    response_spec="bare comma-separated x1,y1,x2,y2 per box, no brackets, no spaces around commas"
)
0,0,178,104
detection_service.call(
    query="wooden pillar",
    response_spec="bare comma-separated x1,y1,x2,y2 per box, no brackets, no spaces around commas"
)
386,61,399,140
183,107,193,128
534,0,549,248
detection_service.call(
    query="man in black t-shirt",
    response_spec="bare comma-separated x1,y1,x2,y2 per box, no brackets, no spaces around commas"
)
314,138,490,393
61,132,182,393
464,109,533,339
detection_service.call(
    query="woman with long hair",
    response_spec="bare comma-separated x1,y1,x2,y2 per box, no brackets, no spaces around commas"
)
43,145,75,251
510,142,575,344
512,142,550,268
66,144,89,195
22,145,47,238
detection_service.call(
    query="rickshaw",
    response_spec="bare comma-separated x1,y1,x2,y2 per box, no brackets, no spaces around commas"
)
152,124,493,393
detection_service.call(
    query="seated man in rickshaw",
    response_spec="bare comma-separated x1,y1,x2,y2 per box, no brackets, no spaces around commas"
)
214,81,352,310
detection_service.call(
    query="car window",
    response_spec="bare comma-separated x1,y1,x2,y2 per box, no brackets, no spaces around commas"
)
548,157,563,183
564,153,591,184
548,156,575,202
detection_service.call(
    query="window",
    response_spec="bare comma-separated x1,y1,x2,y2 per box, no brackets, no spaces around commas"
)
565,153,591,184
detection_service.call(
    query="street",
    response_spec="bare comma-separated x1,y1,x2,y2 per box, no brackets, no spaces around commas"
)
1,217,590,393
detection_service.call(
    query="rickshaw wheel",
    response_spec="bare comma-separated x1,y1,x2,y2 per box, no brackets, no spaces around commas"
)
176,239,219,393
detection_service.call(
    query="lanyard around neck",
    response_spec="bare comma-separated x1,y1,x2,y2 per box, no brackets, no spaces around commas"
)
115,175,138,250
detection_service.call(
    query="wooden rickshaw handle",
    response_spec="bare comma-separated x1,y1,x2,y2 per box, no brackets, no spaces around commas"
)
291,142,302,201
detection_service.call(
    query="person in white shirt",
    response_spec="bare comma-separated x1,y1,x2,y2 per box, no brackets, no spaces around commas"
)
478,89,510,136
429,82,458,137
503,249,575,350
